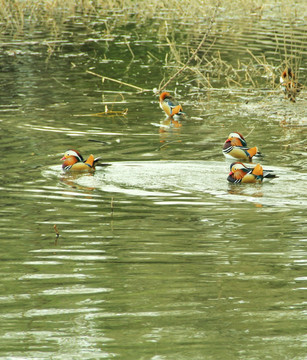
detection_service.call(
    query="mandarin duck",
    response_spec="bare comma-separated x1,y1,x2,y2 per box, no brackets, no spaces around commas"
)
227,162,277,184
159,91,184,118
280,67,302,103
61,149,101,173
223,132,261,162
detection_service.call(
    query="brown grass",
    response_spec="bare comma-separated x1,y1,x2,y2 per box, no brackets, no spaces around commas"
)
1,0,305,33
2,0,303,94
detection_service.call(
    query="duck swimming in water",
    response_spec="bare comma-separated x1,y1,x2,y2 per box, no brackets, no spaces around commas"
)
61,149,101,173
227,162,277,184
223,132,262,162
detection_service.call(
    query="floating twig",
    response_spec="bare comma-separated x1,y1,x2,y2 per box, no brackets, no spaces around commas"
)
86,70,150,92
74,105,128,117
88,139,110,144
54,224,60,244
110,197,114,216
125,38,135,58
158,140,182,150
244,127,255,138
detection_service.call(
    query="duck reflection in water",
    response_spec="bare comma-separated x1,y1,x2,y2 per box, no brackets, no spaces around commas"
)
158,117,183,147
228,183,264,198
60,174,97,193
227,174,264,206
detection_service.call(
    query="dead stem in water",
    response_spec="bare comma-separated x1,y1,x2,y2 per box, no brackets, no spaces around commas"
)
53,224,60,244
86,70,150,92
158,0,221,93
1,0,304,99
74,105,128,117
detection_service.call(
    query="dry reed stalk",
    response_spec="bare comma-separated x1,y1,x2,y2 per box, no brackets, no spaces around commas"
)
1,0,305,33
158,0,221,93
245,70,256,87
226,77,243,88
165,36,182,65
86,70,150,92
125,38,135,58
244,127,255,138
185,66,213,88
74,105,128,117
147,51,160,62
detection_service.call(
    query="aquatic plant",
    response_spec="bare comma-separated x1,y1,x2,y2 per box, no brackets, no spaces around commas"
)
1,0,304,96
1,0,305,32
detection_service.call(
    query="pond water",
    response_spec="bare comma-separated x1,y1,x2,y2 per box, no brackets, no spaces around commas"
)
0,3,306,360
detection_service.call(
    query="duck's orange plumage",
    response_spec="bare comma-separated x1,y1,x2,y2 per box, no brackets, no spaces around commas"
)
159,91,184,118
61,149,100,173
223,132,261,162
227,162,276,184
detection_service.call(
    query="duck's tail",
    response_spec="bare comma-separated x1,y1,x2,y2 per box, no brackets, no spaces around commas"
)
252,163,263,176
85,154,95,167
246,147,262,159
171,104,184,117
